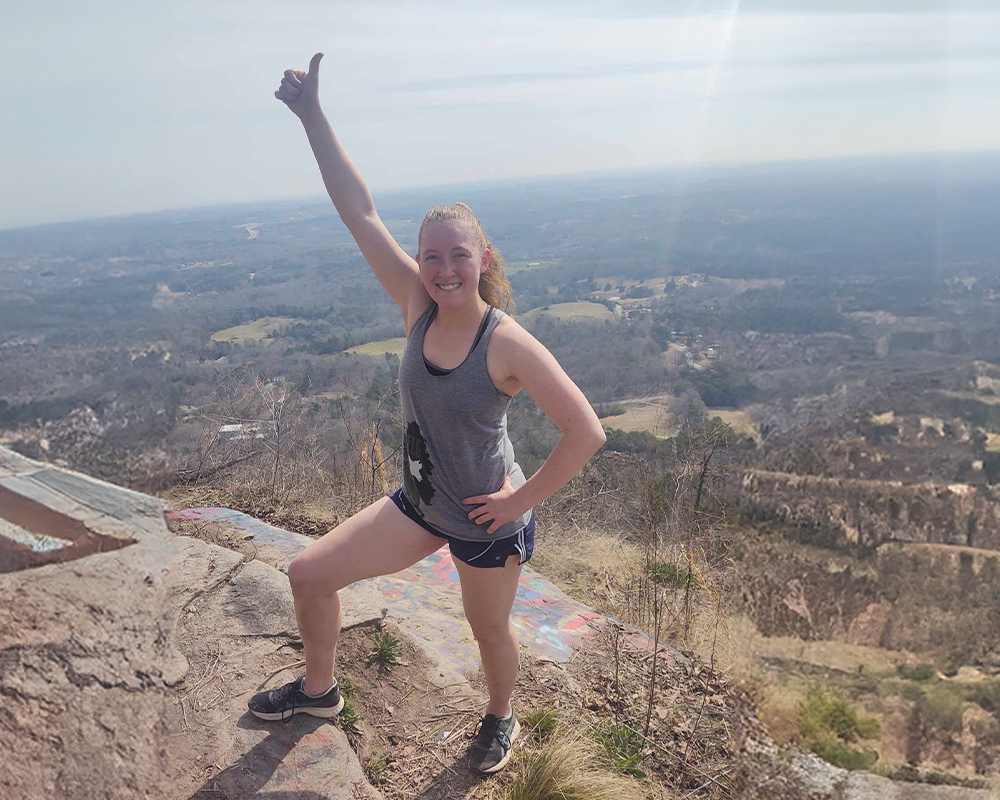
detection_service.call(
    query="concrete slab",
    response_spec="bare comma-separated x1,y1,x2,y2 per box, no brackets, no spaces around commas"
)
0,446,41,477
1,470,166,541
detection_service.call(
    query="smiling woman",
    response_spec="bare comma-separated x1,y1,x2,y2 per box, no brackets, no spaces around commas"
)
248,51,607,777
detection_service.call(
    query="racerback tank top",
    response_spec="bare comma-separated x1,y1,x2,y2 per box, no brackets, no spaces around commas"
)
397,302,532,542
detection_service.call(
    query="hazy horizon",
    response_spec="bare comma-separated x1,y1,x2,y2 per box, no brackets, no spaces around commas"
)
3,0,998,230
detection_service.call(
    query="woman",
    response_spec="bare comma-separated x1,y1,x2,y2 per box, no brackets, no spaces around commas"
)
249,52,607,775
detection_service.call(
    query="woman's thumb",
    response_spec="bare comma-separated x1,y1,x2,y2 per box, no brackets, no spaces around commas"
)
308,52,324,79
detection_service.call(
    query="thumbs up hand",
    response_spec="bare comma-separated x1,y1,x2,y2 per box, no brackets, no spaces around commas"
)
274,52,323,120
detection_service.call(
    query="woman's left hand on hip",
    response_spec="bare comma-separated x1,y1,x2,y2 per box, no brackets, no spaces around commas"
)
463,474,524,535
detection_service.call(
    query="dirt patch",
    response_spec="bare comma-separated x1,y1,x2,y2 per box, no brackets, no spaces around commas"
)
332,624,492,800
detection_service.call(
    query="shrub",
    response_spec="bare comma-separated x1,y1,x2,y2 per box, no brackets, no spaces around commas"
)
897,663,936,682
916,685,965,732
796,688,881,770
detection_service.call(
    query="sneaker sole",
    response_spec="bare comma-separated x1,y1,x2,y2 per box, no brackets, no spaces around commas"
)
476,718,521,774
250,695,345,721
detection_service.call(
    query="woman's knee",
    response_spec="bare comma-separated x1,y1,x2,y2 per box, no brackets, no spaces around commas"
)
468,618,515,646
288,551,340,598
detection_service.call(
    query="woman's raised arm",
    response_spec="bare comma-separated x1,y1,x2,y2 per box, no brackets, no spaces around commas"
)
275,53,420,312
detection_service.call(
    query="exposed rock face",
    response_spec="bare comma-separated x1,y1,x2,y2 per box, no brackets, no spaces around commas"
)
735,526,1000,660
737,469,1000,551
0,448,382,800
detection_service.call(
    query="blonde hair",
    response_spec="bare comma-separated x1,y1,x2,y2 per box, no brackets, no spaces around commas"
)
418,202,515,314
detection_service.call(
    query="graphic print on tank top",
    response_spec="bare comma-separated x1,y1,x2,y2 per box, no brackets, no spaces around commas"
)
403,420,435,511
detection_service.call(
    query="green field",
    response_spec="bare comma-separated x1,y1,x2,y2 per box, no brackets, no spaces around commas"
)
707,408,760,440
507,258,558,274
600,403,674,438
210,316,300,345
600,403,759,441
345,337,407,358
520,301,616,323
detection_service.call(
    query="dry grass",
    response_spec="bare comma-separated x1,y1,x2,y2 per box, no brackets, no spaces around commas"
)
501,730,651,800
520,302,616,323
705,409,759,442
346,337,408,358
529,525,645,618
600,403,675,438
210,316,301,345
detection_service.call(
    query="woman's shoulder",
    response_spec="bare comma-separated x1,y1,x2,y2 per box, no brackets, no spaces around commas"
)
490,309,527,342
488,312,549,362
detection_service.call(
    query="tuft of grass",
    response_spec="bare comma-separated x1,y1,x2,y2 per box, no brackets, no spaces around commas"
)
646,560,692,588
338,677,359,698
367,630,403,673
502,730,648,800
589,722,647,778
523,708,560,741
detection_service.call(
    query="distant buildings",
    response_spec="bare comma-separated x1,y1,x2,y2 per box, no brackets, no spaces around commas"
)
219,423,265,441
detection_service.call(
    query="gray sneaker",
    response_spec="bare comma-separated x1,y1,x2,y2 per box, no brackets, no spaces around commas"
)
248,677,344,721
468,710,520,774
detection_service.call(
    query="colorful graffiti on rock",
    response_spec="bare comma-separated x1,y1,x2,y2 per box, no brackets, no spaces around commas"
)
167,507,654,675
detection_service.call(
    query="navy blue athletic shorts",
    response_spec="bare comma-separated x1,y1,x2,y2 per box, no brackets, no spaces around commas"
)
389,487,534,569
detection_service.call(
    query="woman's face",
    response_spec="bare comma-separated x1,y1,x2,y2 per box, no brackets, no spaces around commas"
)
417,220,489,308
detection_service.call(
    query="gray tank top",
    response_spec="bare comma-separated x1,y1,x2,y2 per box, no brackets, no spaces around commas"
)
398,302,532,542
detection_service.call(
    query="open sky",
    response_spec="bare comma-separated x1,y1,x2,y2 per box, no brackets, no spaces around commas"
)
2,0,998,230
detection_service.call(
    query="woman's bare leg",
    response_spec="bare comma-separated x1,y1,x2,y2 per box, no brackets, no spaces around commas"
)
454,553,523,716
286,497,443,694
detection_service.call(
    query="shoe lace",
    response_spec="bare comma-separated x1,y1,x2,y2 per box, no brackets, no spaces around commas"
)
474,714,509,752
270,679,301,720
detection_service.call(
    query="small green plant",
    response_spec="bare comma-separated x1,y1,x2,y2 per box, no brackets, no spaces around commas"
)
364,754,390,786
523,708,560,740
590,722,647,778
796,687,880,771
646,560,691,588
338,676,358,698
339,700,362,734
367,630,403,672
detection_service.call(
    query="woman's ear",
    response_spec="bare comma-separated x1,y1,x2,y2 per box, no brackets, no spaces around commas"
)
481,248,491,270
